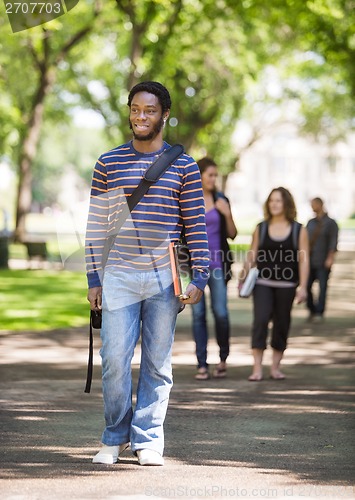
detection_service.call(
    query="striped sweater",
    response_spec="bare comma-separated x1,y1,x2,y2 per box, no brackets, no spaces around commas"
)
85,141,210,290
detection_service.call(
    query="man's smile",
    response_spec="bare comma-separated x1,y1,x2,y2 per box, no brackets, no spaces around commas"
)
134,123,149,130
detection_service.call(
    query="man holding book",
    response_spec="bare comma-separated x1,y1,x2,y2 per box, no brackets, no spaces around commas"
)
85,81,209,466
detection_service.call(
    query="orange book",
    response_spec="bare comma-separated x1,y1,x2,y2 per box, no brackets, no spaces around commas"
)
169,242,192,297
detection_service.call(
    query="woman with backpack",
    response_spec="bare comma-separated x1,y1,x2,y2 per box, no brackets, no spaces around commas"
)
239,187,309,381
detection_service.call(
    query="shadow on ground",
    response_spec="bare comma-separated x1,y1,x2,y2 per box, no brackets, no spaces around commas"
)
1,324,354,485
0,251,354,498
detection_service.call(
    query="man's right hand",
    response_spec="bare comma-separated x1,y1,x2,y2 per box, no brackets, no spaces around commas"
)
87,286,102,311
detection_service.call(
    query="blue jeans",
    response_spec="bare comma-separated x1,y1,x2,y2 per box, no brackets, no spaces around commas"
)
307,266,331,315
191,267,230,368
100,268,180,455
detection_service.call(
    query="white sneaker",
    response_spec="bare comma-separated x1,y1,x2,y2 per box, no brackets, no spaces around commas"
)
137,449,164,466
92,443,130,464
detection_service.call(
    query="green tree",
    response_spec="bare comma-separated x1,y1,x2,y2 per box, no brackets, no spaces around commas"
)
0,1,102,241
32,123,110,207
75,0,355,174
72,0,277,170
1,0,354,227
215,0,355,172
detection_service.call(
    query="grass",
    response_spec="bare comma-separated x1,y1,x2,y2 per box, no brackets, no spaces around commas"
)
1,216,353,333
339,219,355,230
9,241,81,264
0,269,89,332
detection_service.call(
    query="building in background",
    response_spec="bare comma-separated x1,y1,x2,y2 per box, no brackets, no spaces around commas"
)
227,125,355,228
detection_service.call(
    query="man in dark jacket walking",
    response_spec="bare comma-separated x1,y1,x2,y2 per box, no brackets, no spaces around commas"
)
306,197,338,322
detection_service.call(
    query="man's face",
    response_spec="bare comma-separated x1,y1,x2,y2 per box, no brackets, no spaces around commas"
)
129,91,168,141
311,200,322,214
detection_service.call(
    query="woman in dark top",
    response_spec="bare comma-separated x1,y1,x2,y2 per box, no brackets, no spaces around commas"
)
239,187,309,381
192,157,237,380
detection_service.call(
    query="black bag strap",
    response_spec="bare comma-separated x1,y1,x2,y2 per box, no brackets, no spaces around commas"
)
84,316,94,393
128,143,184,207
85,143,184,394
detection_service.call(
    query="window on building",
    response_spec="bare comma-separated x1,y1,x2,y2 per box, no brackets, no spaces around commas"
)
326,156,337,174
272,156,286,176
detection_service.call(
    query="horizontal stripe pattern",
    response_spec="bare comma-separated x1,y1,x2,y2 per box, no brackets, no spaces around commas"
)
85,141,210,289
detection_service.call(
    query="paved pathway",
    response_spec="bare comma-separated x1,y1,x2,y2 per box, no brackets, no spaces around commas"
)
1,252,354,499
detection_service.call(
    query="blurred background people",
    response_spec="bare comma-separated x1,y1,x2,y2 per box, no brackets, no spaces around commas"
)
239,187,309,381
192,157,237,380
306,197,339,322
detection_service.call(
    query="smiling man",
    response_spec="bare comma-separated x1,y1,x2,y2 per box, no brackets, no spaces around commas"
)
129,90,166,142
85,81,209,466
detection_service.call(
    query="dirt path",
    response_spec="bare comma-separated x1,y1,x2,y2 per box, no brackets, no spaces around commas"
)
1,251,354,499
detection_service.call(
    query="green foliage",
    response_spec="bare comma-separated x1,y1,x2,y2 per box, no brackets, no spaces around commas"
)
0,2,100,153
32,124,110,206
75,0,277,160
0,270,88,331
1,0,354,220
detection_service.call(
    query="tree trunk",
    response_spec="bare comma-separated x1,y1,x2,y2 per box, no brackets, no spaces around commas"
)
13,6,101,242
14,69,55,242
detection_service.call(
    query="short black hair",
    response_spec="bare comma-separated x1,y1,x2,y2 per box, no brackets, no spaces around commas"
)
127,81,171,114
312,197,324,206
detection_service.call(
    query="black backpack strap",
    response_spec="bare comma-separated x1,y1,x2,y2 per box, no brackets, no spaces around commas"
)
258,220,268,248
292,221,302,249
